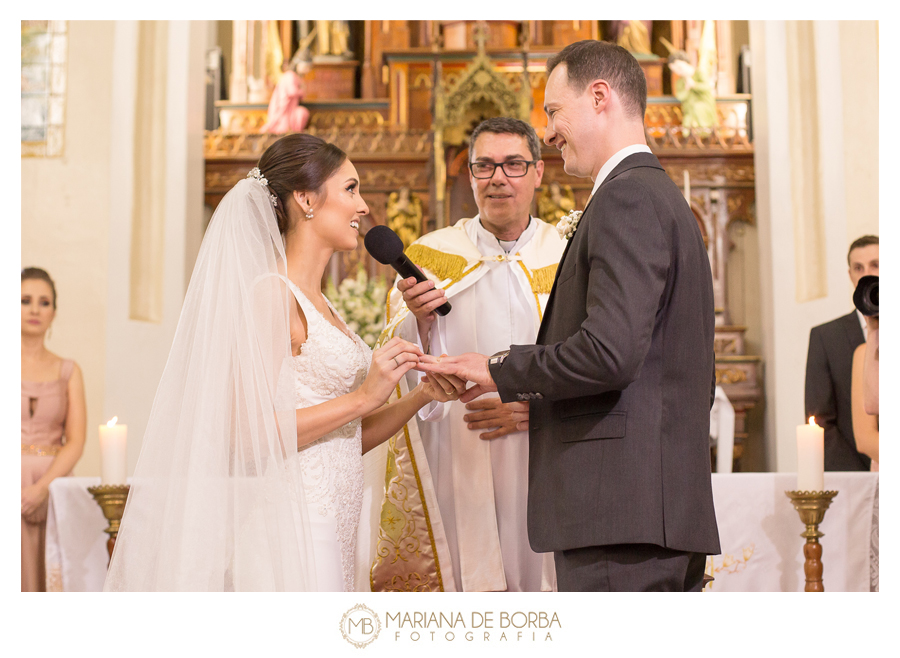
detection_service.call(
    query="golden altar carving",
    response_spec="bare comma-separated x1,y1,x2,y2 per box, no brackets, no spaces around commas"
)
204,20,762,469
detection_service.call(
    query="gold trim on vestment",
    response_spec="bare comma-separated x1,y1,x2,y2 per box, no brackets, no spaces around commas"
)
516,261,558,323
22,444,61,457
403,416,445,590
369,325,446,592
406,244,476,287
529,263,559,295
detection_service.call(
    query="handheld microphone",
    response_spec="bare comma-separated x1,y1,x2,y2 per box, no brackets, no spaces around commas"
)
364,225,452,316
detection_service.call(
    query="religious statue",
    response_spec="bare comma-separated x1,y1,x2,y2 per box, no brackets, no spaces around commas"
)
260,57,312,134
313,20,352,60
666,50,718,129
246,75,269,104
386,187,423,250
610,20,654,55
537,181,576,227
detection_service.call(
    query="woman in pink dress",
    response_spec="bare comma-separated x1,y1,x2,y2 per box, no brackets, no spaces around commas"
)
21,268,86,591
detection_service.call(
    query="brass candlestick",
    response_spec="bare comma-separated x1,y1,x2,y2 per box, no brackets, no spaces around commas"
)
785,490,838,592
87,484,130,563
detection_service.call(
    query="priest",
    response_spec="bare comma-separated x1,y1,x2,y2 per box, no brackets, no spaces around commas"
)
359,117,566,592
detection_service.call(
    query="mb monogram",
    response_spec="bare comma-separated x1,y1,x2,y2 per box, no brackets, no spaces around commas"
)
340,604,382,648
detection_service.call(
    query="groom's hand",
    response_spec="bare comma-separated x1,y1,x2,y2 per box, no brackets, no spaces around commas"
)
464,399,530,439
416,352,497,402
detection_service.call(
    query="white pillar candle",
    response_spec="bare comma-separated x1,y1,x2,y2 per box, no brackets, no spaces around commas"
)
99,416,128,485
683,169,691,205
796,416,824,492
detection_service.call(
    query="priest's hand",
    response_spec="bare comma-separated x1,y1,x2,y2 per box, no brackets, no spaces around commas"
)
464,398,530,439
397,277,447,346
416,352,496,402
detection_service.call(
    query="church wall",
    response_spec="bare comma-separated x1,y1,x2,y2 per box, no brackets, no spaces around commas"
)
21,21,115,477
751,20,878,473
104,21,209,478
839,21,879,243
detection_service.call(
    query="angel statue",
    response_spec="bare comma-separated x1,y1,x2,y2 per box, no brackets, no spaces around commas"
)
386,187,423,250
661,32,718,130
537,181,576,227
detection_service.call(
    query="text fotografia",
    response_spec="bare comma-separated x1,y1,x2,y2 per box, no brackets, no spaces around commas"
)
386,611,561,642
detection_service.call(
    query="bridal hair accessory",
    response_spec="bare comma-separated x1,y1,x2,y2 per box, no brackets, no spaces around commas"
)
247,167,278,207
556,209,583,240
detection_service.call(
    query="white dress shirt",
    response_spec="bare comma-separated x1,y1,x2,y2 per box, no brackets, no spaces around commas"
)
588,143,653,201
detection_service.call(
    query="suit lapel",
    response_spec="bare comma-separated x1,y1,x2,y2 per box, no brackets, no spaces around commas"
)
538,193,596,342
536,152,665,343
537,239,571,342
841,310,865,348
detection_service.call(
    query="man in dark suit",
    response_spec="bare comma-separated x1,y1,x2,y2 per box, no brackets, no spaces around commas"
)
418,40,720,591
805,235,879,471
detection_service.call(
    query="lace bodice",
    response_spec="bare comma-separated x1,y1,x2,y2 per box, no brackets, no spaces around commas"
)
286,279,371,592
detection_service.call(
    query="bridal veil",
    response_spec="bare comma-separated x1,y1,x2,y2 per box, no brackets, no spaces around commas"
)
105,177,317,591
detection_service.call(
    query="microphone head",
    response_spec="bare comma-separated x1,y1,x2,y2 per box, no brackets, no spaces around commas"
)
364,224,405,265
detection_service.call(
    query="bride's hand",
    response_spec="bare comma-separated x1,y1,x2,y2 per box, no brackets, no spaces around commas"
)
418,371,467,403
357,337,423,410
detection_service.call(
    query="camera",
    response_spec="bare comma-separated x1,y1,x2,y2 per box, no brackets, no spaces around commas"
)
853,275,879,317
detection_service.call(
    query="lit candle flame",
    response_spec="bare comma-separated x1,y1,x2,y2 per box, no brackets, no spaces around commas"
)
107,416,118,427
808,416,818,428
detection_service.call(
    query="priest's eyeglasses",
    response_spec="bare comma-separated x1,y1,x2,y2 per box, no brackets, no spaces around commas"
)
469,160,536,179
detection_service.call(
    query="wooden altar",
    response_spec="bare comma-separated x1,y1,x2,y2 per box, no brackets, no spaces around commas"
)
204,20,761,469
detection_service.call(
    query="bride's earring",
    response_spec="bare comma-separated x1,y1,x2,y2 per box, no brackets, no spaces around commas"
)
305,208,314,219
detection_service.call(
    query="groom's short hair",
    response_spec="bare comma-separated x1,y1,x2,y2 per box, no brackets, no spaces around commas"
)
547,40,648,120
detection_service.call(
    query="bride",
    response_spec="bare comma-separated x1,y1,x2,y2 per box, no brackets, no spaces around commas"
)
105,134,456,591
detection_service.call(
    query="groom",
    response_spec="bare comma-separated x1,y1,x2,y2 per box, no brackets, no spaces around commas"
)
419,40,720,591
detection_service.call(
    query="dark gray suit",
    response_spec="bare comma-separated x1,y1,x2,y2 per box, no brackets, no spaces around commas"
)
490,152,720,588
805,312,869,471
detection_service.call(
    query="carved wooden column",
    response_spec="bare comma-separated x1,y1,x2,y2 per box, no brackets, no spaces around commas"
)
670,20,685,51
362,20,375,98
685,20,702,65
280,20,292,66
230,20,248,102
247,21,258,96
716,20,735,96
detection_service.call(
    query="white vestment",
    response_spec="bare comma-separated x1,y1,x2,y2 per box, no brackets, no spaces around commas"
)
382,216,564,591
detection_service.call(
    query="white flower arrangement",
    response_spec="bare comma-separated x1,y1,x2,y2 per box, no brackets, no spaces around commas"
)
325,265,389,348
556,209,583,240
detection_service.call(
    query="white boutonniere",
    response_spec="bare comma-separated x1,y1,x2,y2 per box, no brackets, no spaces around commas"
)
556,209,583,240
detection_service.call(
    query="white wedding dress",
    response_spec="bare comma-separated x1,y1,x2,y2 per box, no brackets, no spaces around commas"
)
286,280,371,592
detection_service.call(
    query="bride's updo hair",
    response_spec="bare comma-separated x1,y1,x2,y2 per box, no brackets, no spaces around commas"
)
22,267,57,310
257,133,347,234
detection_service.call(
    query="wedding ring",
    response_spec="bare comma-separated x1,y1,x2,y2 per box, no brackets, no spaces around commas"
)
393,356,400,367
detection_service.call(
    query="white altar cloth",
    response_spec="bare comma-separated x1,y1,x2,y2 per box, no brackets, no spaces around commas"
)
707,472,878,592
45,476,120,592
43,473,877,592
